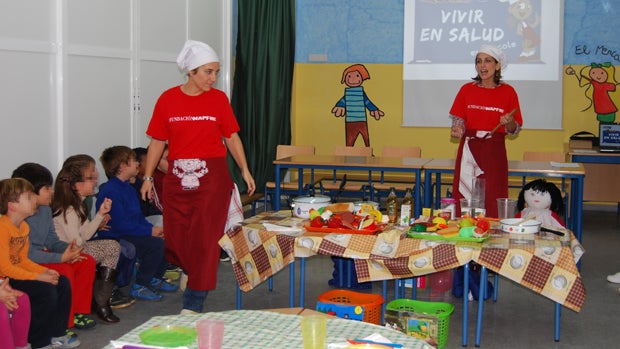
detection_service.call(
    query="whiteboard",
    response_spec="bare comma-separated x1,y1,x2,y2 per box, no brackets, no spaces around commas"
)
403,0,564,129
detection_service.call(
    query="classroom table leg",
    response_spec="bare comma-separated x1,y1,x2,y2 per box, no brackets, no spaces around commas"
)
338,258,344,287
554,303,561,341
236,283,242,310
290,261,296,307
475,266,488,347
382,280,388,324
462,263,469,347
299,258,307,308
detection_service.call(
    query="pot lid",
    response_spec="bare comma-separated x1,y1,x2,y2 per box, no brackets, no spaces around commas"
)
293,195,331,203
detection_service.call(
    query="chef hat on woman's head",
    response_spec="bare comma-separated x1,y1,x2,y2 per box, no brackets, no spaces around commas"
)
477,44,507,71
176,40,219,72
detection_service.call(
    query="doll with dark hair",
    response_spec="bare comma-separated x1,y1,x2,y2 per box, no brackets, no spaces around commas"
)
516,179,565,229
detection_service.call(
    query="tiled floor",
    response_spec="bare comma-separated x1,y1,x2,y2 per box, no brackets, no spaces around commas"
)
77,206,620,348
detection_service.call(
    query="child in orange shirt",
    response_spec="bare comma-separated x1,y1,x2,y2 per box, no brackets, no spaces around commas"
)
0,178,78,349
12,162,97,330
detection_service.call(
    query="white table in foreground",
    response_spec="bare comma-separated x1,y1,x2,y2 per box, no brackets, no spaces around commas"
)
102,309,433,349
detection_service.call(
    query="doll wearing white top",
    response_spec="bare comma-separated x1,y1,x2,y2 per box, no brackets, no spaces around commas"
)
516,179,565,229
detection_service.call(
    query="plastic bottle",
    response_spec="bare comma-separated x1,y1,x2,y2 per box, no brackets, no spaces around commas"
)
440,197,456,220
400,188,414,226
386,187,399,224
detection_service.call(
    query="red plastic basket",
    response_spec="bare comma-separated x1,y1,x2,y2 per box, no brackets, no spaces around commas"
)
318,289,384,325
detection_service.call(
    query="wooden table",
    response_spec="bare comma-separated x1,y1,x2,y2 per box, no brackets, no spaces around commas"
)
422,158,586,241
568,147,620,208
273,154,431,217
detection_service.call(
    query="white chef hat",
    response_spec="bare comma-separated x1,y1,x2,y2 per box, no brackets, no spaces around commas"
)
176,40,219,72
478,44,507,71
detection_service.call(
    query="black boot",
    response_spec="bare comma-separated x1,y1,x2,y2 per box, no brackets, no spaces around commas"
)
93,267,120,323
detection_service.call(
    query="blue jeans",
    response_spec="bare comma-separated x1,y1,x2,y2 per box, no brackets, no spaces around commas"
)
183,288,208,313
120,235,167,286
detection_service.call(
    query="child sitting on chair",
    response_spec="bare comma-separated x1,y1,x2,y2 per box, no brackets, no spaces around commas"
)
0,178,77,349
12,162,98,331
97,146,177,301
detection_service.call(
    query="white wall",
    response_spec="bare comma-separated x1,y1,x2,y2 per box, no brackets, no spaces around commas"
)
0,0,231,180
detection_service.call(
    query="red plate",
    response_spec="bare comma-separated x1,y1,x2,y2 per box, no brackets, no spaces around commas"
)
304,222,385,235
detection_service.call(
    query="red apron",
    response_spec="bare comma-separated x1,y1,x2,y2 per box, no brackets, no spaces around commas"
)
452,130,508,218
162,157,233,291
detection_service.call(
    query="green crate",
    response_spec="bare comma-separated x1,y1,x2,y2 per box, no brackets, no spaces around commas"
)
385,299,454,349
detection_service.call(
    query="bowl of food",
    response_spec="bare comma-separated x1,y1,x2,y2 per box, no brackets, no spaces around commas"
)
499,218,541,234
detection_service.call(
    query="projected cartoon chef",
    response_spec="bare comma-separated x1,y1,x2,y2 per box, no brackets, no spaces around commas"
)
331,64,384,147
502,0,541,62
565,62,619,123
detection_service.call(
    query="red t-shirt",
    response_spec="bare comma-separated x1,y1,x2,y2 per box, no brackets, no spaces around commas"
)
147,86,240,160
449,82,523,134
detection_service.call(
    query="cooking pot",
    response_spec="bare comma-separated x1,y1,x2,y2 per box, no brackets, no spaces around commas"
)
290,195,331,219
500,218,541,234
352,200,379,215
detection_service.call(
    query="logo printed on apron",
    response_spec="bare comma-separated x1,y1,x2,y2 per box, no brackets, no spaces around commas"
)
172,159,208,190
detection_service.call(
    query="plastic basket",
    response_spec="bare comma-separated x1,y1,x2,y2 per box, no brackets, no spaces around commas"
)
317,289,384,325
385,299,454,349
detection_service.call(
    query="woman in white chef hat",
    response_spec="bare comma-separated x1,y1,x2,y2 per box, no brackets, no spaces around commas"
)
141,40,255,313
449,44,523,218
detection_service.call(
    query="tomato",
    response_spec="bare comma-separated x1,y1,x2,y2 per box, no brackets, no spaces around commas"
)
476,219,491,232
310,216,324,227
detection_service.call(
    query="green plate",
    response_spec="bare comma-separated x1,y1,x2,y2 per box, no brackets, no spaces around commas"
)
139,325,197,347
406,231,490,243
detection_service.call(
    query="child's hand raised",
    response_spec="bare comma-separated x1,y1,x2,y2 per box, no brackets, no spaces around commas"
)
98,197,112,216
98,213,111,231
61,239,84,263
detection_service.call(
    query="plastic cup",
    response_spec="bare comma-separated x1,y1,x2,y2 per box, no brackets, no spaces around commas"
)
300,315,327,349
471,178,486,206
497,198,518,219
459,198,480,218
196,318,224,349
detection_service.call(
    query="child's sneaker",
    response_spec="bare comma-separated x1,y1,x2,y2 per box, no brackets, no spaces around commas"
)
130,284,163,301
150,277,179,292
73,313,96,330
50,332,81,348
164,269,181,281
110,287,136,309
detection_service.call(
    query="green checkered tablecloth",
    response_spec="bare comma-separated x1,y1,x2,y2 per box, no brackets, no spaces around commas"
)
103,310,434,349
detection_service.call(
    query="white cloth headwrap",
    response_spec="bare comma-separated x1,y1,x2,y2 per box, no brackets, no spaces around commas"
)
478,44,507,71
176,40,219,72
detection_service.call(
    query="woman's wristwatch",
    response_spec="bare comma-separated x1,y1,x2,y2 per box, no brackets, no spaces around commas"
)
143,176,154,181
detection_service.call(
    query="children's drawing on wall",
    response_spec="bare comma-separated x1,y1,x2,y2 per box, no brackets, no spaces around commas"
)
565,62,619,122
331,64,384,147
502,0,541,62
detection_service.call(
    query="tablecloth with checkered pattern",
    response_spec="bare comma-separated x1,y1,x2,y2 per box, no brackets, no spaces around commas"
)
219,211,586,312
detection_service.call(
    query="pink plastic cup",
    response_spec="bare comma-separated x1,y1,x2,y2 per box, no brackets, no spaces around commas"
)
196,318,224,349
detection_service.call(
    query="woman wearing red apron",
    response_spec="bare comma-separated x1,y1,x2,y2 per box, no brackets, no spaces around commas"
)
450,45,523,218
141,40,255,313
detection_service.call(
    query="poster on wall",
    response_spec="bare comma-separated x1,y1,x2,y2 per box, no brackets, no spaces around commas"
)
403,0,564,129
